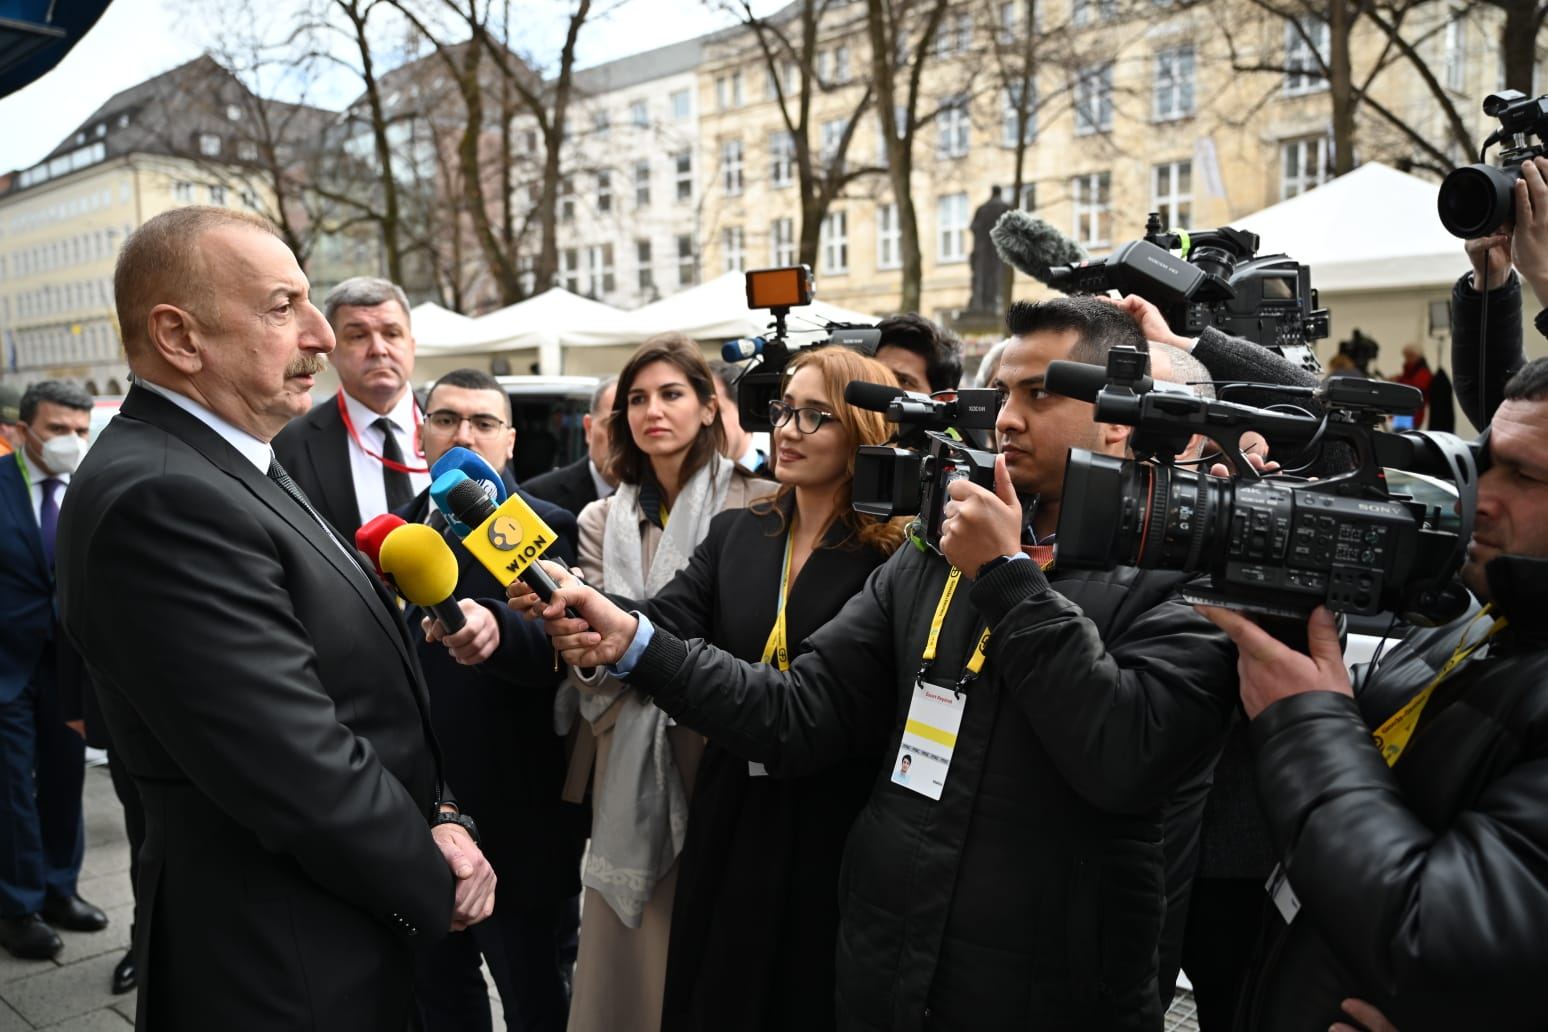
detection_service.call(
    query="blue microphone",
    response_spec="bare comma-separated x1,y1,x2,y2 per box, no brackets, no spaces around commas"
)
430,447,508,536
722,337,766,362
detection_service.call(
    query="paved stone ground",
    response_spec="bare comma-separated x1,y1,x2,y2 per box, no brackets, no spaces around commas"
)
1,767,1198,1031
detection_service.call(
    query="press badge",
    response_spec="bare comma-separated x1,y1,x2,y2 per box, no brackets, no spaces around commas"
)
892,681,966,800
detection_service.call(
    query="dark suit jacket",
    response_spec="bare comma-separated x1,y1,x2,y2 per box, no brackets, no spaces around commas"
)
521,456,599,519
395,482,586,907
56,386,454,1032
272,389,364,541
0,453,56,706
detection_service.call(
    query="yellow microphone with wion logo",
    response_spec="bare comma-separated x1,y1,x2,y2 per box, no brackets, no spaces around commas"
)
432,471,575,614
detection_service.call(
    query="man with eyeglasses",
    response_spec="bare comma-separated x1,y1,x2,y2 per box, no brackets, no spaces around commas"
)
274,276,430,540
398,368,587,1032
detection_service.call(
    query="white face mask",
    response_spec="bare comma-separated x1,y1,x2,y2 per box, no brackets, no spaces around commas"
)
37,430,88,475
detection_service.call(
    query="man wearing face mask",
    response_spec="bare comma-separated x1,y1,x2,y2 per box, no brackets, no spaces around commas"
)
0,380,108,960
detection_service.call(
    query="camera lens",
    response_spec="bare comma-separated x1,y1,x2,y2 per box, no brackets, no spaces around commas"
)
1438,163,1521,238
1056,450,1230,573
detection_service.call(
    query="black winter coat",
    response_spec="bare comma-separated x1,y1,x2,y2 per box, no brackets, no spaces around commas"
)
627,545,1237,1031
1450,271,1527,430
1237,555,1548,1032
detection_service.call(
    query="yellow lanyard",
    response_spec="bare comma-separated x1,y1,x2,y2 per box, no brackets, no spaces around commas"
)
918,567,992,690
759,533,796,671
1372,604,1508,767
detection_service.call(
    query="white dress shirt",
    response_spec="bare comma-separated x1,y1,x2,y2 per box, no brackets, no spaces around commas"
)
12,447,70,527
588,459,616,502
341,390,431,523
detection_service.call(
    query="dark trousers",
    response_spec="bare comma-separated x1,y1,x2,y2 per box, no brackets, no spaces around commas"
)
0,661,85,916
107,748,145,922
415,896,577,1032
1181,877,1270,1032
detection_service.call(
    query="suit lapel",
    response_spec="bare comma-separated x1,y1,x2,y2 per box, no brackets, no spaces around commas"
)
305,395,363,536
0,456,47,579
120,389,415,674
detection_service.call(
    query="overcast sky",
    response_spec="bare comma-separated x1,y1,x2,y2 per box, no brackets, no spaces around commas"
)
0,0,756,172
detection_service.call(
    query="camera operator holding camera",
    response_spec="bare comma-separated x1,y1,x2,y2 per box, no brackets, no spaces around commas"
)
1195,356,1548,1032
520,296,1238,1031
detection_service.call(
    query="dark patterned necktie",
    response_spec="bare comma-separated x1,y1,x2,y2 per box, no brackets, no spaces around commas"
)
39,477,60,568
374,417,415,512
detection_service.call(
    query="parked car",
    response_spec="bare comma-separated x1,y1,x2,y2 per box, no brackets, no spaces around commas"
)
495,375,599,483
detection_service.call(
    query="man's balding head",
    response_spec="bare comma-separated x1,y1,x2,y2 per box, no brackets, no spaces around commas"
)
115,206,282,360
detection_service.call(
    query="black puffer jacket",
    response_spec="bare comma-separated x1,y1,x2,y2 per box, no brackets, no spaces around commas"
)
1237,555,1548,1031
628,544,1236,1031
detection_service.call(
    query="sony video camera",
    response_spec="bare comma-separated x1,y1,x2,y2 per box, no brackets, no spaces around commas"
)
1048,213,1331,373
849,383,1001,552
1045,346,1478,623
725,266,882,433
1438,90,1548,238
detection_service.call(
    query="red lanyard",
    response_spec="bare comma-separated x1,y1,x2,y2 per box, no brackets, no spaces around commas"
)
336,392,429,474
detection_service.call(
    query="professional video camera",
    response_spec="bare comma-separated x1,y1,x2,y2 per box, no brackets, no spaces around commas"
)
1045,346,1478,624
1438,90,1548,238
992,210,1331,373
847,381,1001,552
723,266,882,433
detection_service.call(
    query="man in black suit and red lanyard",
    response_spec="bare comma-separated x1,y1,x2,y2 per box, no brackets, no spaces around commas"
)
56,207,495,1030
273,276,431,541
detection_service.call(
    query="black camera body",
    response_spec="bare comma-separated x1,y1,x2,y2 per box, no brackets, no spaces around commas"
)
1047,214,1331,373
1439,90,1548,238
850,388,1001,553
1048,348,1478,623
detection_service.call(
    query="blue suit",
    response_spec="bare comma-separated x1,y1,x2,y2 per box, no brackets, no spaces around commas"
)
0,452,85,916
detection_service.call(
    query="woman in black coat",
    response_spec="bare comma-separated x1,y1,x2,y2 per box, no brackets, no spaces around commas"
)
516,345,907,1030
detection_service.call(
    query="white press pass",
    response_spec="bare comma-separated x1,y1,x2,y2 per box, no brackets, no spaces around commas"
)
892,681,967,800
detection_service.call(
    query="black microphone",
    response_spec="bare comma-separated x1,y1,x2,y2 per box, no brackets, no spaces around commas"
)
444,479,578,617
844,380,906,412
1044,360,1146,403
991,209,1087,284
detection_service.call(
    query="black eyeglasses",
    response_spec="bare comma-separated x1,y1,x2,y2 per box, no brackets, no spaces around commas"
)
425,410,507,436
768,400,836,434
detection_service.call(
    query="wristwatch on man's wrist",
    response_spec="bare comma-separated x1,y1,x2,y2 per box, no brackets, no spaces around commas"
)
430,809,481,844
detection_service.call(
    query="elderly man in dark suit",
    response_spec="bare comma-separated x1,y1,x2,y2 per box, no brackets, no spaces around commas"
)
272,276,430,541
56,206,495,1031
523,376,616,517
0,380,109,961
398,367,586,1032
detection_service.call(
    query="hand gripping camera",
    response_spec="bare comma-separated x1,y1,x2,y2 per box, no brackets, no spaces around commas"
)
1045,347,1479,624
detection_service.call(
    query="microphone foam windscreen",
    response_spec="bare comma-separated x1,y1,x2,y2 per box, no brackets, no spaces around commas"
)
378,523,460,605
991,209,1087,283
355,513,407,573
431,447,508,505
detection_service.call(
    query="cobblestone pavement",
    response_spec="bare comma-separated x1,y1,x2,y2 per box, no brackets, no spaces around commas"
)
2,767,1198,1031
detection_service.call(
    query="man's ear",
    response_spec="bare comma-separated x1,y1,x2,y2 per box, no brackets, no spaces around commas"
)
1099,420,1131,454
582,413,593,434
146,304,203,375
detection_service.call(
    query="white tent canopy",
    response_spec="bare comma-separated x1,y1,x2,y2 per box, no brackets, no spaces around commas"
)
624,272,880,343
1230,163,1469,292
412,288,634,356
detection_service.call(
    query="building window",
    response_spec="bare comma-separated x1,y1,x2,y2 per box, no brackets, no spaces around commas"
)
560,176,575,220
1153,45,1195,121
634,159,651,207
592,108,611,136
999,1,1018,44
587,244,615,295
561,248,580,292
770,131,794,188
820,210,849,274
722,138,744,196
236,140,259,162
198,133,222,157
723,226,746,273
716,70,744,110
1151,161,1192,229
596,171,612,213
1071,171,1111,248
226,103,243,121
209,185,227,206
938,192,968,262
173,181,195,204
834,44,852,83
1284,19,1330,95
637,239,654,292
877,202,901,270
1074,63,1114,135
671,89,692,120
821,119,847,168
1443,12,1466,93
771,217,796,266
1019,182,1037,210
937,98,970,158
933,11,973,55
630,99,649,127
1002,82,1036,147
1281,134,1331,198
675,151,693,201
1073,0,1116,25
677,234,697,286
240,189,258,208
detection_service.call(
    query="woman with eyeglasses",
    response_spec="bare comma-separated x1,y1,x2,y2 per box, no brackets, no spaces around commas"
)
556,334,774,1032
514,346,906,1031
